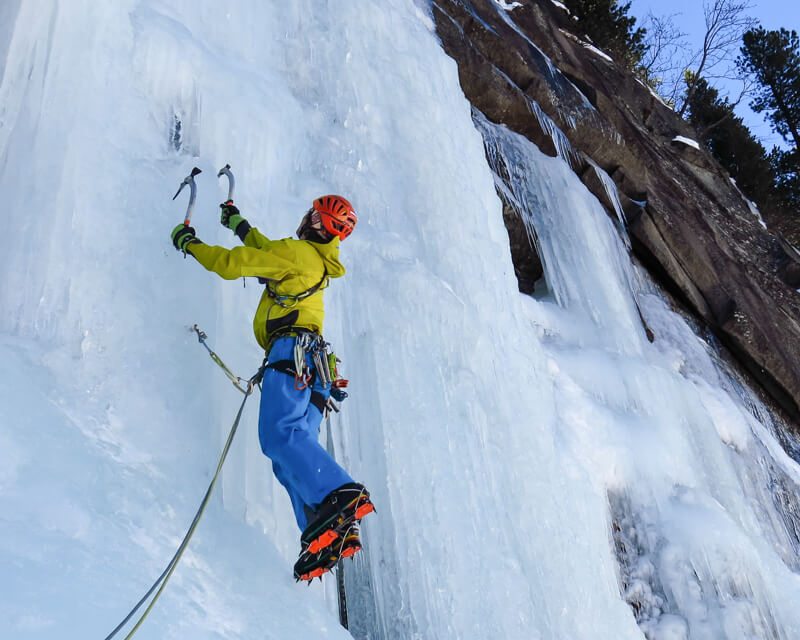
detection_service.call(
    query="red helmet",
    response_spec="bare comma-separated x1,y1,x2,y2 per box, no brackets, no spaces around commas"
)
312,195,357,240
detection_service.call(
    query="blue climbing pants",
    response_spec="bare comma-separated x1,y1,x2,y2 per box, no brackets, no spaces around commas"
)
259,336,353,530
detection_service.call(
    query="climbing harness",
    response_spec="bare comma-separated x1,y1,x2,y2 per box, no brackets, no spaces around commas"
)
265,270,330,309
264,330,349,417
292,332,348,398
103,326,265,640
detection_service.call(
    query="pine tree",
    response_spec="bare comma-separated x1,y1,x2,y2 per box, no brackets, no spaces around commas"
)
769,148,800,212
685,75,777,210
738,27,800,153
738,27,800,215
563,0,646,69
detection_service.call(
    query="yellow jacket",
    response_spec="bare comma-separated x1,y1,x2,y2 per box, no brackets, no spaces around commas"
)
187,226,345,350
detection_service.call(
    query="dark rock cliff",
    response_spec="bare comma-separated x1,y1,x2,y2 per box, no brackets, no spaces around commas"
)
432,0,800,425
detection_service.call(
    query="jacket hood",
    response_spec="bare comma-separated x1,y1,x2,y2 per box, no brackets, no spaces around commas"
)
309,236,346,278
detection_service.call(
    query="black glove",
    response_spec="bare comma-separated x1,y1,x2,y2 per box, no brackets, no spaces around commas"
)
171,224,200,253
220,203,247,233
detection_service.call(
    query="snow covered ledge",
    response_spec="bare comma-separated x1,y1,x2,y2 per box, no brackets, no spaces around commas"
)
672,135,701,150
493,0,522,10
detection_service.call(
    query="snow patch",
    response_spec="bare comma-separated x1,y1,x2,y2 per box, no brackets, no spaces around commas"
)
550,0,570,13
414,5,435,32
729,177,767,228
584,42,614,62
636,77,672,108
558,28,614,62
672,135,700,150
494,0,522,9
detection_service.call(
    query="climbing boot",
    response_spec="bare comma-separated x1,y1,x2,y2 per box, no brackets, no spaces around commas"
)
300,482,374,554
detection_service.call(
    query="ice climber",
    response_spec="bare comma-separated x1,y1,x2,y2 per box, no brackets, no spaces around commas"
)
170,195,374,582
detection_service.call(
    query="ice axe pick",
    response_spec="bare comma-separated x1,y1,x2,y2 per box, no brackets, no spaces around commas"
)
173,167,202,226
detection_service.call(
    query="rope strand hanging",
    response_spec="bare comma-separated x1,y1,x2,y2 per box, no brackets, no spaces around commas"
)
103,326,265,640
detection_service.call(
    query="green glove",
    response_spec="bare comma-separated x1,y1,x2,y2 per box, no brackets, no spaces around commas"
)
220,203,246,234
171,224,201,253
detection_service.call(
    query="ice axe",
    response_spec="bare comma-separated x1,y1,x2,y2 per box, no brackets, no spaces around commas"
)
217,163,236,205
173,167,202,226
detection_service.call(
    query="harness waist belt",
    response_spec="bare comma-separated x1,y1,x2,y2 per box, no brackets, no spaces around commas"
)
265,358,326,413
265,326,320,354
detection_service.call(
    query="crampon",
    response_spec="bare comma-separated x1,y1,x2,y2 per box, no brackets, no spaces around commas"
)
294,525,362,583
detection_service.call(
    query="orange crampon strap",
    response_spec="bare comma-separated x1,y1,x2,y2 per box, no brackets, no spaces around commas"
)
340,544,360,559
300,567,330,582
354,501,374,520
307,529,340,555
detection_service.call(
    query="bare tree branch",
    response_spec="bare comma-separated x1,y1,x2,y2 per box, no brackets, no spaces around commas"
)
677,0,757,117
639,12,688,94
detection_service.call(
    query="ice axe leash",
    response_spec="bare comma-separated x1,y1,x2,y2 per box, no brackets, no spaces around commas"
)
172,167,202,226
103,326,266,640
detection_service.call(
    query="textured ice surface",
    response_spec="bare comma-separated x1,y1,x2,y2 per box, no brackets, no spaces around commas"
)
1,2,799,639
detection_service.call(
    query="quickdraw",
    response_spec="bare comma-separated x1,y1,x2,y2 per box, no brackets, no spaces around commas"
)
293,332,315,389
194,325,256,394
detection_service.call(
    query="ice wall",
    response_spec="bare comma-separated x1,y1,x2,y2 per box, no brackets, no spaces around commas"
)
472,108,800,639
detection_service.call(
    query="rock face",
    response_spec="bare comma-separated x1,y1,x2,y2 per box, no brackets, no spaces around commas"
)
433,0,800,423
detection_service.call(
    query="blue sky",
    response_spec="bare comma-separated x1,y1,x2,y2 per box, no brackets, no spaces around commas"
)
628,0,799,148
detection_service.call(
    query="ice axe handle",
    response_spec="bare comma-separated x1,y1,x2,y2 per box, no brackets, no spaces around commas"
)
217,164,235,204
173,167,202,226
